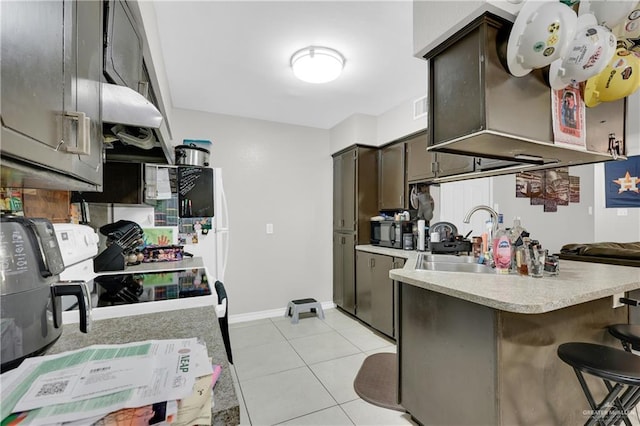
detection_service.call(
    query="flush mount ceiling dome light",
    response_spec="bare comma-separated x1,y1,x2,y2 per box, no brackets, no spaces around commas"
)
290,46,345,84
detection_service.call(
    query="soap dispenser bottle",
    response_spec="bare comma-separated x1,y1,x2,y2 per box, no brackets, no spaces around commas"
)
492,214,512,274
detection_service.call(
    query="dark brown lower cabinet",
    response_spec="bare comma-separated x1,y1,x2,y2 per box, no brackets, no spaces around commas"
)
356,252,404,338
333,232,356,315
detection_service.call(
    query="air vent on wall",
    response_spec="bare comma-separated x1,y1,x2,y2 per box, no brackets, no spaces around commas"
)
413,95,428,120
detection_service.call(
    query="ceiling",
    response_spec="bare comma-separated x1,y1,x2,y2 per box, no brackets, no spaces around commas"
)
152,1,428,130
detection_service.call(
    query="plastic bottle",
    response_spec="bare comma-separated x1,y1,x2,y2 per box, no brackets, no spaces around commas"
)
509,217,527,272
492,214,512,274
509,217,526,247
417,220,426,251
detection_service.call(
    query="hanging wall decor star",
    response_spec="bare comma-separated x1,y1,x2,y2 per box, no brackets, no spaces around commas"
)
613,171,640,194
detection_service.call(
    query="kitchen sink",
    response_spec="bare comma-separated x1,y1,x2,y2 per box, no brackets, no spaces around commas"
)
416,261,495,274
418,254,478,264
415,253,494,274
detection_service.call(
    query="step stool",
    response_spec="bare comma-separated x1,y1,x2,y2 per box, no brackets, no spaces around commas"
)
284,298,324,324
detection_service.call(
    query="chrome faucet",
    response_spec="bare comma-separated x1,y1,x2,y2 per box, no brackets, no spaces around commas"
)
463,205,499,241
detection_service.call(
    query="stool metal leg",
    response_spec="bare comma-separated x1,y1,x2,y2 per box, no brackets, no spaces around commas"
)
607,386,640,425
602,380,632,426
574,367,626,426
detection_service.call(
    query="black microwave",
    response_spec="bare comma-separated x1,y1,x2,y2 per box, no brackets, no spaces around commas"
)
370,220,414,248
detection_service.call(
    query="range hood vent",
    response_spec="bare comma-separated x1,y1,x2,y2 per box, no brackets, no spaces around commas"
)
101,82,163,129
421,5,625,180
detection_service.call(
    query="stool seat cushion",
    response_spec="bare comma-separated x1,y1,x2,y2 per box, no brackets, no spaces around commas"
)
558,342,640,386
609,324,640,347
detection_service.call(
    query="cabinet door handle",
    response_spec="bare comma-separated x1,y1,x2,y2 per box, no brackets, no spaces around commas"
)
370,258,375,268
61,111,91,155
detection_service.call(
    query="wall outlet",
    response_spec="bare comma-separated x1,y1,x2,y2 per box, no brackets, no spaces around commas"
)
617,208,628,216
613,292,625,308
266,223,273,234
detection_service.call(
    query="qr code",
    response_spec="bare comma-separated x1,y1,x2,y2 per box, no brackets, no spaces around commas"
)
36,380,69,397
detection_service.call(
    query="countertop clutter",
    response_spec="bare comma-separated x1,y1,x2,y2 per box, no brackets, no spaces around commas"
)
47,305,240,426
356,245,640,314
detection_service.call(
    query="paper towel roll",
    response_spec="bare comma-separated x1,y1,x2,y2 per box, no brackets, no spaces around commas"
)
417,220,426,251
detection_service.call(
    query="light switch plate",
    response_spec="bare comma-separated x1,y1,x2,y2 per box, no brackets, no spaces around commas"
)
266,223,273,234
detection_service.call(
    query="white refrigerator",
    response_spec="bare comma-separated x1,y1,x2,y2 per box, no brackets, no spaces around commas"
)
111,167,229,283
182,168,229,284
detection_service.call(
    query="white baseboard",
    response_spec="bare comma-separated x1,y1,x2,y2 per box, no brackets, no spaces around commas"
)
229,301,336,324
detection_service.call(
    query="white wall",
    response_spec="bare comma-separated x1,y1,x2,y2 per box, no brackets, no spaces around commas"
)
413,1,522,58
330,95,429,154
329,113,377,154
376,95,428,145
170,108,333,315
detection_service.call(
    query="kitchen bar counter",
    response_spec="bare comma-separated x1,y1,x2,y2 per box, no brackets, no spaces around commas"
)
355,245,640,424
48,305,240,426
356,244,640,313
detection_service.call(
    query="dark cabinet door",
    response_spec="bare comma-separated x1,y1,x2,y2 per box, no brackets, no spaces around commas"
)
379,143,405,210
334,232,355,315
405,131,474,181
333,150,356,232
1,0,103,188
341,150,356,231
2,1,64,152
370,254,395,337
356,251,373,324
391,257,405,339
436,152,475,177
104,0,143,92
406,132,435,182
356,252,398,338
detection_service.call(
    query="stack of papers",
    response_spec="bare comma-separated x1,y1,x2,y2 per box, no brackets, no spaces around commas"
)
0,338,218,425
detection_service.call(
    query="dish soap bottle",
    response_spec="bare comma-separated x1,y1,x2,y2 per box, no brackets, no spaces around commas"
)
492,214,512,274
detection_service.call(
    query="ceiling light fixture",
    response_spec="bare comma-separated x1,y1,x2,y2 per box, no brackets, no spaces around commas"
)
290,46,345,84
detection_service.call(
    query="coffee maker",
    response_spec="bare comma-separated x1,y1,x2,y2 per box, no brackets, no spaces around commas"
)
0,216,91,372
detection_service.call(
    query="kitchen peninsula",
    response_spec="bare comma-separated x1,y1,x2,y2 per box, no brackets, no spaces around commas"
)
48,305,240,426
357,245,640,425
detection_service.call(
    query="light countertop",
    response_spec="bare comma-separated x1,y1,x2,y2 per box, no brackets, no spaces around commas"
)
356,245,640,314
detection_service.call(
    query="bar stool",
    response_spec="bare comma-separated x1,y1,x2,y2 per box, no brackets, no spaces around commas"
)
557,342,640,426
609,324,640,352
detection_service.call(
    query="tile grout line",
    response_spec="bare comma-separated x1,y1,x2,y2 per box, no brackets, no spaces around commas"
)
232,311,404,425
229,363,254,426
267,316,362,426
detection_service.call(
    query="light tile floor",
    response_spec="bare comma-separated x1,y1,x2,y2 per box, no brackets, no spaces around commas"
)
227,308,417,426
